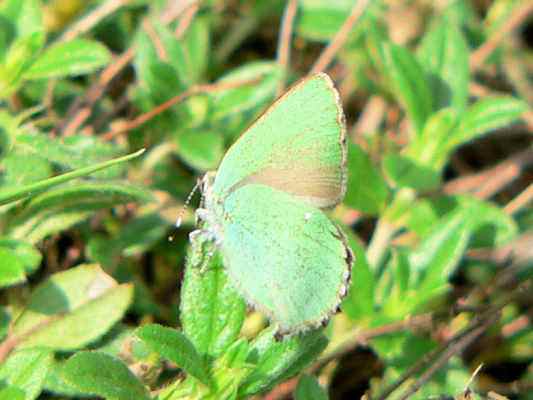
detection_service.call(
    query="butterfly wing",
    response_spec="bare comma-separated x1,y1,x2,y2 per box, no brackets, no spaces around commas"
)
219,184,352,335
212,73,346,209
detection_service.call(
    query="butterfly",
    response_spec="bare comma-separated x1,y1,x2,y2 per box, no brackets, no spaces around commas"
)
189,72,353,338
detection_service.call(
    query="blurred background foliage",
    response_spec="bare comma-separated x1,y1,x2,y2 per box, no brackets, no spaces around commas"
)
0,0,531,399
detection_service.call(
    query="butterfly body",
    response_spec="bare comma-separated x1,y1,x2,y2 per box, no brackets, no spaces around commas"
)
190,73,353,337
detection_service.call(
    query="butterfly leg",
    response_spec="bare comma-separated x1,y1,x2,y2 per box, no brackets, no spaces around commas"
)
189,228,217,273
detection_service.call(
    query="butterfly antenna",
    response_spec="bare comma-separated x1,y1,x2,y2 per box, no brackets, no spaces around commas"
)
175,179,202,228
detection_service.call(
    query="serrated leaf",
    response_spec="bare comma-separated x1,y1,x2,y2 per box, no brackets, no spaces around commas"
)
180,252,246,357
0,347,53,400
12,264,133,351
378,42,432,134
0,149,146,206
295,374,329,400
344,143,388,214
451,97,528,148
62,351,150,400
239,328,328,396
136,324,210,386
417,17,469,112
24,39,111,79
0,248,26,287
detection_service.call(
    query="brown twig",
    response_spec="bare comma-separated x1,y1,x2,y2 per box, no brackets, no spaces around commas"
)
60,47,136,136
174,2,200,39
313,314,433,375
59,0,131,42
503,183,533,215
309,0,370,74
59,2,196,136
276,0,298,94
396,313,499,400
470,2,533,71
143,19,168,61
101,78,259,140
351,95,387,140
443,148,533,198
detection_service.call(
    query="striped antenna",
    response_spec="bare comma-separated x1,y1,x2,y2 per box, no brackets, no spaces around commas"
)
175,179,202,228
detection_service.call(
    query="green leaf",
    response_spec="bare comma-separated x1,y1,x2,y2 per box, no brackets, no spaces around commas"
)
0,148,145,206
0,238,41,274
451,97,528,148
0,0,43,37
405,195,518,248
239,328,328,396
295,374,329,400
12,264,133,351
453,196,518,247
113,213,169,257
24,39,111,79
417,17,469,112
0,147,52,192
9,208,93,244
0,247,26,287
8,181,153,243
62,351,150,400
43,357,88,398
378,42,433,134
15,133,126,179
136,324,210,386
344,143,388,214
410,213,470,301
175,128,224,171
383,153,440,191
0,347,53,400
341,234,375,321
297,1,353,41
0,386,25,400
210,61,282,123
0,31,44,97
180,253,246,357
177,16,210,84
405,108,458,170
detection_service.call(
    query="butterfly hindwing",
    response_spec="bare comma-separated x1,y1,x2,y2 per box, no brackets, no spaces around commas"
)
212,73,346,209
219,184,352,334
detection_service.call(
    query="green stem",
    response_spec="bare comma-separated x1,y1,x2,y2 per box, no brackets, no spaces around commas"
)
0,148,145,206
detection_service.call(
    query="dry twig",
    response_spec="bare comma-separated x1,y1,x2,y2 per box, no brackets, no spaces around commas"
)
59,0,131,42
309,0,370,74
101,78,259,140
470,2,533,71
444,149,533,199
276,0,298,93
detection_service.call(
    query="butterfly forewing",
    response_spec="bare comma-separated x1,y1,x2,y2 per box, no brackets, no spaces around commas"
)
212,73,347,209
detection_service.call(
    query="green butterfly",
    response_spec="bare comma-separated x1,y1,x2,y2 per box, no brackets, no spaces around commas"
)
190,73,353,337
